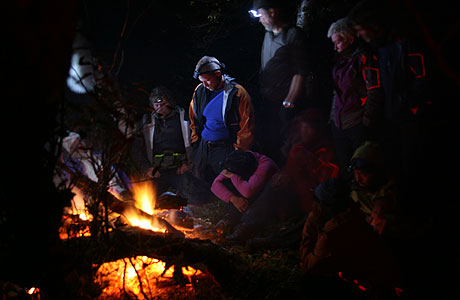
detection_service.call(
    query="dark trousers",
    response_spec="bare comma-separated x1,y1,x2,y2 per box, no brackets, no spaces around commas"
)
256,101,297,166
221,179,258,227
240,180,303,229
153,170,214,205
193,139,234,186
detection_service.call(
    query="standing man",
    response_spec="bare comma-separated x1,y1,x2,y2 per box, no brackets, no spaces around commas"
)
250,0,313,165
189,56,255,185
132,86,213,205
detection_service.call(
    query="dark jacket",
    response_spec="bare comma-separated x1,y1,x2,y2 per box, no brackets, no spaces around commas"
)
372,35,430,124
330,42,384,129
189,75,255,151
132,107,191,174
260,26,311,103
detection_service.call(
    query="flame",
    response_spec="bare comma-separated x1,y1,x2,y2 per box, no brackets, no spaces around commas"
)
124,209,166,233
59,187,93,240
26,287,40,295
65,187,92,221
132,180,156,215
94,256,204,299
124,180,167,233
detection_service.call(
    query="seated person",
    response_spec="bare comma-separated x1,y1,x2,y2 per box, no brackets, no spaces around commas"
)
211,150,279,228
300,178,401,290
131,86,213,205
349,141,401,236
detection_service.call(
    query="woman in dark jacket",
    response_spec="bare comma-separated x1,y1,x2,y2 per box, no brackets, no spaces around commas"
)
327,18,384,174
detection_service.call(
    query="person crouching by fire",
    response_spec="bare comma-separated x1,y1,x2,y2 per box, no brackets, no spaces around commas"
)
131,86,213,205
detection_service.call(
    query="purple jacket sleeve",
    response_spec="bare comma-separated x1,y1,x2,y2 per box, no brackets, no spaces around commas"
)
230,152,279,199
211,174,234,203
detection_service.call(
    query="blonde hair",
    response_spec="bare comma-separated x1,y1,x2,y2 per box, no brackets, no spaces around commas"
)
327,18,355,42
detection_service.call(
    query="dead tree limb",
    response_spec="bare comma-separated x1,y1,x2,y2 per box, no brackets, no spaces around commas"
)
63,227,247,289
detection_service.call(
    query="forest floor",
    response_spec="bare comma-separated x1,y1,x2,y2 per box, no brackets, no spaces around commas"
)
187,199,370,300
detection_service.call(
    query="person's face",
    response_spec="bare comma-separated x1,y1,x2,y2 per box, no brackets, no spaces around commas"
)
353,169,375,187
153,97,173,116
198,72,223,91
353,25,376,43
331,33,353,53
257,8,276,31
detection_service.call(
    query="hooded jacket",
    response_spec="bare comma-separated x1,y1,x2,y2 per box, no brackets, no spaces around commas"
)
189,75,255,150
330,42,384,129
134,106,191,173
350,141,401,235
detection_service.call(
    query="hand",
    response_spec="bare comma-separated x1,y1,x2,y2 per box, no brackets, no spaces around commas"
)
220,169,234,178
230,195,249,213
144,168,155,179
272,172,289,187
282,100,295,108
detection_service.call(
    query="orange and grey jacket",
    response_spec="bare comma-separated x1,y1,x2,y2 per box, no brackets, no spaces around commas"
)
189,75,255,151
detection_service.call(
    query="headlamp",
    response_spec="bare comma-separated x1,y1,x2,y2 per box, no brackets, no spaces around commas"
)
248,9,262,18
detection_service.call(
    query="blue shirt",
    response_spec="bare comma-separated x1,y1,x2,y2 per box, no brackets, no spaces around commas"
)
201,90,230,142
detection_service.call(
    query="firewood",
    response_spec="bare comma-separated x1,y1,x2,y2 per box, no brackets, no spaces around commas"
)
62,227,247,288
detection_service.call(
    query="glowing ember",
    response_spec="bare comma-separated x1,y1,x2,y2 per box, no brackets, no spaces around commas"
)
65,187,92,221
59,187,93,240
58,215,92,240
94,256,207,300
26,287,40,295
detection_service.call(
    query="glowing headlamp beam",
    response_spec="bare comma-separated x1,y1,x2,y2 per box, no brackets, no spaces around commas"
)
248,10,261,18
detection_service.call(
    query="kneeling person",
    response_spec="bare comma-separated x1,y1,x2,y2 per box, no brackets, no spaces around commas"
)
211,150,279,229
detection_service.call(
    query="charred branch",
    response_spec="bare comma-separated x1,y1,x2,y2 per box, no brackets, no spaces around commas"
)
64,227,247,289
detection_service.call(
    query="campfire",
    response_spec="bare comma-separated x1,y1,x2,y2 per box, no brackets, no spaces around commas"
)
93,255,211,300
57,178,229,299
122,180,167,233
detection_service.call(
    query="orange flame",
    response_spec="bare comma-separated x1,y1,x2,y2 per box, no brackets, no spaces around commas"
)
59,187,93,240
124,180,167,233
131,180,156,215
94,256,204,299
65,187,92,221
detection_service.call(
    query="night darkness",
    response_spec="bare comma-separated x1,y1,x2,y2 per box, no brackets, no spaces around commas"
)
76,0,265,107
3,0,459,299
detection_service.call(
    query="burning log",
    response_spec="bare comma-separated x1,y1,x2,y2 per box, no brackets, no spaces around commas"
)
63,226,247,292
119,208,186,238
57,161,187,237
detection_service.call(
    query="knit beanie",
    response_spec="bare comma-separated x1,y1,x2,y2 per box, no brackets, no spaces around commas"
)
314,178,350,217
350,141,384,173
252,0,281,9
193,56,225,79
